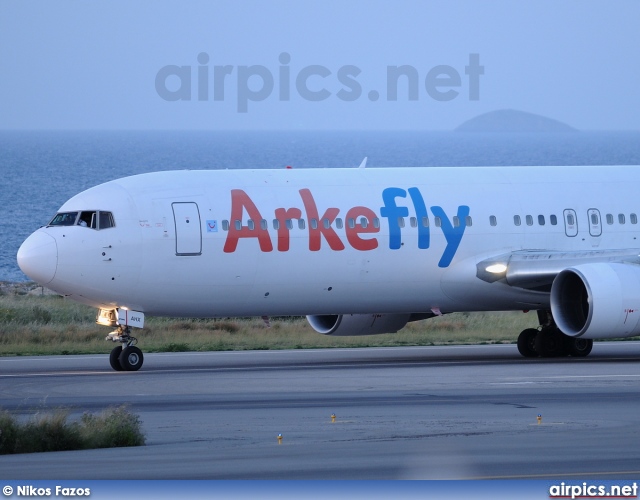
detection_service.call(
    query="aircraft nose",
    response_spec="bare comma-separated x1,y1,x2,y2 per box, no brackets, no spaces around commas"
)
17,231,58,285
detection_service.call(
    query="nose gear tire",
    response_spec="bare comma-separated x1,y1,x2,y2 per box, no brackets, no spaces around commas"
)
118,346,144,371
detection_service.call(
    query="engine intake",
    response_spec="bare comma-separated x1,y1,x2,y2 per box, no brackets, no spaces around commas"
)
306,313,410,336
551,263,640,339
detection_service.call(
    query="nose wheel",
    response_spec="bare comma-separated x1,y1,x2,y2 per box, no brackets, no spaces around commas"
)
107,326,144,371
109,346,124,371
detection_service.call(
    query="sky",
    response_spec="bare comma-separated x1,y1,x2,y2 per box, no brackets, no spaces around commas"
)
1,0,639,131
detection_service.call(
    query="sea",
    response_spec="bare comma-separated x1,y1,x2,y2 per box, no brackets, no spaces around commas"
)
2,130,640,282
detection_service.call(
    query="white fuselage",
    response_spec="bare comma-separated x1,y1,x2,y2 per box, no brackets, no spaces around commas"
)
17,166,640,319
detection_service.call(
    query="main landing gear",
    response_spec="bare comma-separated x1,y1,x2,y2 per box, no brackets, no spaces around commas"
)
106,325,144,371
517,310,593,358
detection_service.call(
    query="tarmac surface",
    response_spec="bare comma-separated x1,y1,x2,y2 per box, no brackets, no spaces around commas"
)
1,343,640,479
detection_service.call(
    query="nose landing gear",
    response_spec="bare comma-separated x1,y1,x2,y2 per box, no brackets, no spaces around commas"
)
107,326,144,371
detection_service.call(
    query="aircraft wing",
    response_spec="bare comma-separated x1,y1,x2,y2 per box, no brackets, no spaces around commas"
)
476,248,640,291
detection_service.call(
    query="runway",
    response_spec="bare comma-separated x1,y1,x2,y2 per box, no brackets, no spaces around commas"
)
2,342,640,479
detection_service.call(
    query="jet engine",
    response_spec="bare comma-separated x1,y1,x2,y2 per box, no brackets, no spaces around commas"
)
551,262,640,339
306,313,411,336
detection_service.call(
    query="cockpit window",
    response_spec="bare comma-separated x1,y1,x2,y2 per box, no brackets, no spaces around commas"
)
99,212,115,229
48,212,78,226
48,211,115,230
78,211,96,228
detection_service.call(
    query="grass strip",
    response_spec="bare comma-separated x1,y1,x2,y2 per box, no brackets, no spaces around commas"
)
0,406,145,455
1,284,636,356
0,291,538,355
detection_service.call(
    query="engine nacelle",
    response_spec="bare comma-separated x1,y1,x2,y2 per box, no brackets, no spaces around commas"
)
551,263,640,339
306,313,411,336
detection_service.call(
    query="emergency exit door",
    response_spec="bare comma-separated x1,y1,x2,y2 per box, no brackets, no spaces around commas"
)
172,202,202,255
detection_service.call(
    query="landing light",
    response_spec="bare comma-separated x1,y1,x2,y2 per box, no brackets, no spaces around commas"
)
96,309,118,327
486,263,508,274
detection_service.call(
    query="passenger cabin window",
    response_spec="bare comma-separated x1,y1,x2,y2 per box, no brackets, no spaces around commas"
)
336,218,344,229
434,217,441,228
632,214,638,224
489,216,497,226
453,216,460,228
222,220,229,231
538,215,545,226
619,214,626,224
526,215,533,226
465,216,473,227
513,215,521,226
550,215,557,225
606,214,614,225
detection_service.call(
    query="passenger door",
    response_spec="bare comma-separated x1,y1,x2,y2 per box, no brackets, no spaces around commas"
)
172,202,202,255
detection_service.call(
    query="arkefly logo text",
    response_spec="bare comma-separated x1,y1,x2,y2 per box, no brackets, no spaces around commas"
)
222,186,469,268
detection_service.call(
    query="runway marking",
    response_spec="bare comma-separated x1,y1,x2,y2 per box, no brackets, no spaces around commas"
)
5,361,640,385
536,374,640,378
0,346,502,362
0,361,458,378
3,341,640,378
491,374,640,384
467,470,640,480
0,343,525,365
5,363,640,380
0,340,637,359
1,357,540,378
0,355,107,362
0,371,116,378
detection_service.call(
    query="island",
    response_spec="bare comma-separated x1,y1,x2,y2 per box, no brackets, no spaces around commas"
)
455,109,577,133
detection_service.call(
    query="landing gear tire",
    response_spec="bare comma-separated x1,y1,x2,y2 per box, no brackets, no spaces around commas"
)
119,346,144,371
106,325,144,371
109,346,124,371
566,338,593,357
517,328,539,357
534,328,567,357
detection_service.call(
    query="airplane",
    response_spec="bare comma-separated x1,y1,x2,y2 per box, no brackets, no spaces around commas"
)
16,164,640,371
